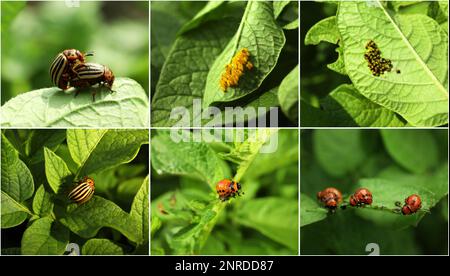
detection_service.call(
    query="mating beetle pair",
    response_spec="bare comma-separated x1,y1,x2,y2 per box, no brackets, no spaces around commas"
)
49,49,115,101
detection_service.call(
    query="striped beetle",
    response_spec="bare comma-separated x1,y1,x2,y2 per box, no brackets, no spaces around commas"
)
68,176,95,204
49,49,93,90
70,62,115,101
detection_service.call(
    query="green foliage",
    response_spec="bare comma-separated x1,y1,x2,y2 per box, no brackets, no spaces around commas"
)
82,239,125,255
151,1,298,126
301,129,448,255
1,129,149,255
151,129,298,255
1,78,149,127
301,1,448,127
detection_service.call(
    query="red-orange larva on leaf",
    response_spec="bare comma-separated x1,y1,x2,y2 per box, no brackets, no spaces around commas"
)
317,187,342,209
402,194,422,215
219,48,253,92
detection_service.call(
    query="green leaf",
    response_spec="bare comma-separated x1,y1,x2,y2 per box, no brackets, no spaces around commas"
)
243,129,298,180
278,65,299,123
1,191,30,228
313,129,371,177
381,130,439,173
235,197,298,251
151,20,236,126
169,208,217,254
203,1,286,108
337,1,448,126
283,18,299,30
300,193,328,227
177,1,225,34
304,16,346,75
44,147,72,194
1,78,149,127
1,133,34,228
59,196,140,243
82,239,124,255
130,176,149,244
221,87,280,126
221,129,278,182
21,217,69,255
320,84,407,127
1,133,34,201
151,130,229,189
151,215,162,238
32,184,54,218
393,1,431,15
305,16,339,45
67,129,148,177
25,130,66,164
273,1,291,19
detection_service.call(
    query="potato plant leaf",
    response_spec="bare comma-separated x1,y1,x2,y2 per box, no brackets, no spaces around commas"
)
32,185,54,218
235,197,298,251
82,239,124,255
1,78,149,127
320,84,407,127
203,1,286,108
66,129,148,178
151,130,230,189
130,176,149,244
44,147,72,194
1,134,34,228
278,65,299,123
59,196,141,243
300,193,328,227
21,217,69,255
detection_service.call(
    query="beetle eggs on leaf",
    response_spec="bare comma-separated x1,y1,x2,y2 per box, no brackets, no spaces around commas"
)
219,48,253,92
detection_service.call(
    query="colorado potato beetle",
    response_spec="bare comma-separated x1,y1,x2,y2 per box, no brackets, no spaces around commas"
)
216,179,242,201
317,187,342,209
70,62,115,101
49,49,93,90
68,176,95,204
401,194,422,215
349,188,373,207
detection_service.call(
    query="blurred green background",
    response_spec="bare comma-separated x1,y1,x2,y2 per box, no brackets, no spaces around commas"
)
1,1,149,105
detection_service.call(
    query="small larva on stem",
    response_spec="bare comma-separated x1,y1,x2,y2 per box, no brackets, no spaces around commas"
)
219,48,253,92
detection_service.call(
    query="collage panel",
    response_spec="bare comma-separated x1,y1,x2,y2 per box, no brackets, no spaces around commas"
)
300,129,448,255
1,129,149,255
151,128,298,255
0,1,149,128
151,1,299,127
300,1,448,127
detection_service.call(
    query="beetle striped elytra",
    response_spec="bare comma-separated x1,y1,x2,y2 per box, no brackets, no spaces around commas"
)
68,176,95,204
219,48,253,92
70,62,115,101
49,49,94,90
